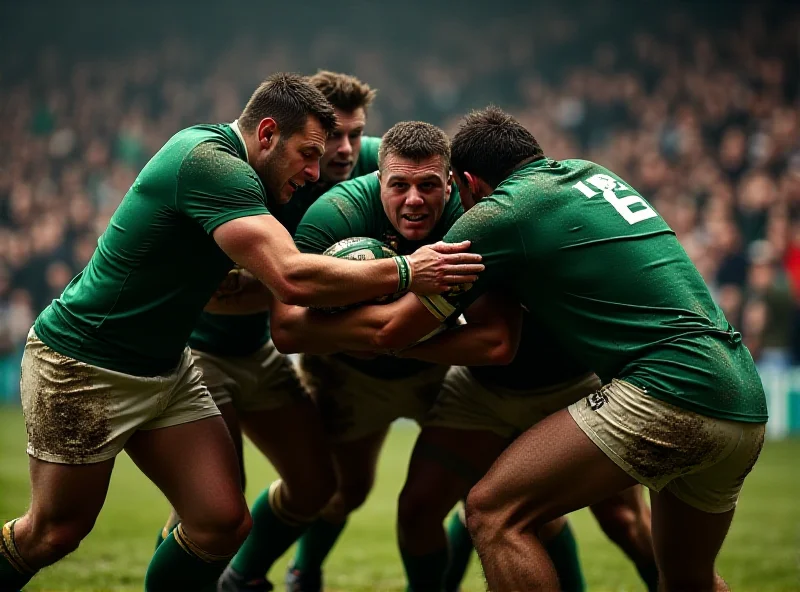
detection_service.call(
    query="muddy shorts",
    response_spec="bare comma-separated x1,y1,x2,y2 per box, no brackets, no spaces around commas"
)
192,340,307,411
569,378,766,513
20,328,219,465
424,366,601,439
299,354,448,442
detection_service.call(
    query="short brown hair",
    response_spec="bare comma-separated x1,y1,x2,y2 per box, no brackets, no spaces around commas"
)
451,105,544,188
307,70,377,113
239,72,337,138
379,121,451,172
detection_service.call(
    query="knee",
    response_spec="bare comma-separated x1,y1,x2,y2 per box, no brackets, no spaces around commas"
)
593,502,642,544
34,520,91,561
193,498,252,547
464,481,502,545
283,471,337,518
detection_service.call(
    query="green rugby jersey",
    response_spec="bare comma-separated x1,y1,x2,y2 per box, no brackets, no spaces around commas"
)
189,136,382,357
295,171,462,379
434,158,767,422
468,311,590,391
35,123,271,376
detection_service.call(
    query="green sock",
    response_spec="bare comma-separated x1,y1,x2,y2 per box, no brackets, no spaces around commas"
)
292,518,347,572
636,561,660,592
443,510,474,592
229,484,309,579
401,547,449,592
544,522,585,592
144,526,230,592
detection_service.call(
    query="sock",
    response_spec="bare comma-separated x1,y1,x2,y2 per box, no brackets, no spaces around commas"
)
443,508,474,592
401,547,449,592
291,518,347,572
0,520,36,591
544,521,585,592
144,524,231,592
636,561,660,592
229,480,312,579
155,509,181,550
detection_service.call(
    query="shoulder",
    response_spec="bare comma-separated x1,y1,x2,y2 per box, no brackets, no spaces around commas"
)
321,171,381,206
180,135,263,196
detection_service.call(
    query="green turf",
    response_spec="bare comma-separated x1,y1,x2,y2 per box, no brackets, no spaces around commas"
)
0,406,798,591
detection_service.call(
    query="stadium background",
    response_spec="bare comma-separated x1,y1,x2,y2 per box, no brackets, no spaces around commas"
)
0,1,798,590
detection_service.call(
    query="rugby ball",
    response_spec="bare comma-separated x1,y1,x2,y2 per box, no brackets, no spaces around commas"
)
313,237,403,313
323,236,397,260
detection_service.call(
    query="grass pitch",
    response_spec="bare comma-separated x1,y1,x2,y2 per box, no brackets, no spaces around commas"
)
0,406,798,591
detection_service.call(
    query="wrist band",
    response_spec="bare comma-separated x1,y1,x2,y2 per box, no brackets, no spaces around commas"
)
393,255,412,292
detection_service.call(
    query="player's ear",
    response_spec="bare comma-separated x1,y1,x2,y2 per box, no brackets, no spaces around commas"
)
257,118,278,149
464,171,479,195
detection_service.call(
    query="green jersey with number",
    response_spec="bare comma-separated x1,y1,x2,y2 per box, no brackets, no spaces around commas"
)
35,123,271,376
189,136,382,356
468,311,591,391
295,171,462,379
435,158,767,422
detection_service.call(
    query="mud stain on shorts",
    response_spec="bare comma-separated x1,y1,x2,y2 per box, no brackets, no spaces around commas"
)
24,345,111,463
627,411,729,481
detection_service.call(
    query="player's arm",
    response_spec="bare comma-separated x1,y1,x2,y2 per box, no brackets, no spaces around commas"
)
395,291,523,365
203,268,274,315
213,214,482,307
269,292,443,355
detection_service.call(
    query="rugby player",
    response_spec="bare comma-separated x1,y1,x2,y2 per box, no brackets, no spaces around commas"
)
0,75,482,592
260,122,459,592
193,71,384,592
155,70,380,567
395,312,658,591
266,105,767,591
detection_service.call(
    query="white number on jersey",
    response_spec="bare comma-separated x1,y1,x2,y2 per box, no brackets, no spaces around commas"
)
573,174,657,225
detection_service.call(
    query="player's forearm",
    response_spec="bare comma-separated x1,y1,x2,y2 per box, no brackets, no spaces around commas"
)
270,301,391,355
397,323,515,366
276,253,400,308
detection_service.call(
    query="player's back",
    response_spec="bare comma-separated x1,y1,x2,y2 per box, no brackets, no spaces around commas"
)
491,158,766,422
36,124,266,376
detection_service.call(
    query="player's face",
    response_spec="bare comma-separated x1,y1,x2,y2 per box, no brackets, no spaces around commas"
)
256,116,326,205
379,154,451,241
320,108,366,183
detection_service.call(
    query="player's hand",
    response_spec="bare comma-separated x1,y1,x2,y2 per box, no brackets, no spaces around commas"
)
406,241,483,295
213,268,257,299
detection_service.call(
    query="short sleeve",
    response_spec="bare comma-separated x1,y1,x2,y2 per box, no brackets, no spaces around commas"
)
417,190,526,322
293,176,376,254
177,141,270,234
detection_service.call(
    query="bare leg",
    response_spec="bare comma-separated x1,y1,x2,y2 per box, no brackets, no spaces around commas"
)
12,457,115,569
466,409,636,591
240,398,336,518
590,485,658,590
397,426,507,554
651,489,734,592
125,416,251,555
320,428,390,523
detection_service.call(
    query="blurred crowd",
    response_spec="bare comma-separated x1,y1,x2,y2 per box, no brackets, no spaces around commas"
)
0,1,798,394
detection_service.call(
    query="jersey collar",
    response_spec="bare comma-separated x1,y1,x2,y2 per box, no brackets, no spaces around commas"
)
229,119,249,162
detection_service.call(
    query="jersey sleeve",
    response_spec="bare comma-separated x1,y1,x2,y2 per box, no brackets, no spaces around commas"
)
417,190,526,322
351,136,381,177
293,175,376,254
176,141,271,234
